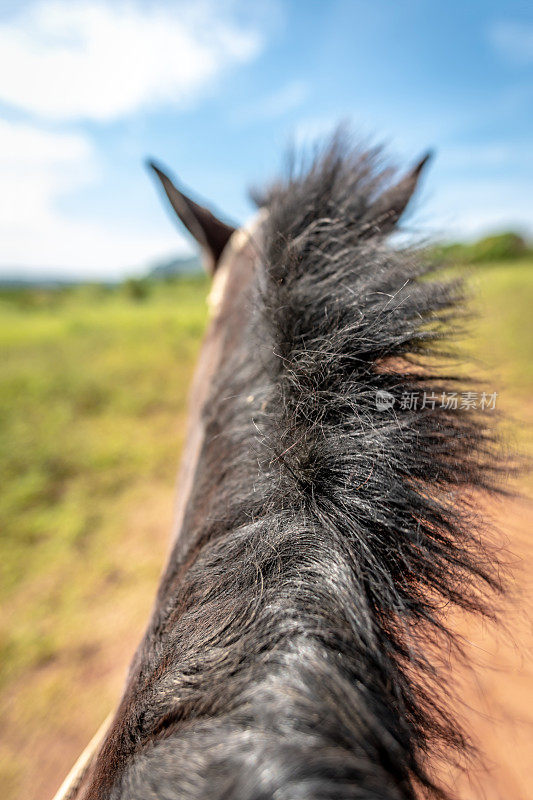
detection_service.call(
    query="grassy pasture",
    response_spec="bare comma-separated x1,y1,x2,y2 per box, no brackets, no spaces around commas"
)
0,261,531,799
0,276,208,797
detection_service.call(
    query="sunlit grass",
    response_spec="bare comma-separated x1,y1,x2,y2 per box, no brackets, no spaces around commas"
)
0,277,208,686
468,259,533,392
462,259,533,457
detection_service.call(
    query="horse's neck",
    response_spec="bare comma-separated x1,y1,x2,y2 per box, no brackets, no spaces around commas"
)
169,214,264,554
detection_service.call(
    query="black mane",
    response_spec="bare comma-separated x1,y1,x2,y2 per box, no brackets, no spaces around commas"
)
113,137,504,800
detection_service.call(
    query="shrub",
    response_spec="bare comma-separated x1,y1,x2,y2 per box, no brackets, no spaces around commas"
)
468,232,528,262
123,277,151,301
433,231,530,265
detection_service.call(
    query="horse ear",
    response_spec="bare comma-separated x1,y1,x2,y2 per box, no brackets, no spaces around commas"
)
147,160,236,272
361,151,432,236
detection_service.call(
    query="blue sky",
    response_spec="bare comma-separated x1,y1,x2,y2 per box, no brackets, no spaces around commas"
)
0,0,531,278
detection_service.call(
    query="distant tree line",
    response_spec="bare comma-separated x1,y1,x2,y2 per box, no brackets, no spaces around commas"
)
432,231,531,264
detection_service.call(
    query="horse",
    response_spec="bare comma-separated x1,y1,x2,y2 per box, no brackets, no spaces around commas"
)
54,133,504,800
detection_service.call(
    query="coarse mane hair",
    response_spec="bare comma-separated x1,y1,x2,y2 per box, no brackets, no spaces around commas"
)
112,136,504,800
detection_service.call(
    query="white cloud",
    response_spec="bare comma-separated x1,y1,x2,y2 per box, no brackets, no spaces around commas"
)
488,20,533,66
419,176,533,241
292,116,339,147
441,142,532,169
0,0,271,276
0,119,185,277
0,1,263,121
235,80,309,123
260,81,308,118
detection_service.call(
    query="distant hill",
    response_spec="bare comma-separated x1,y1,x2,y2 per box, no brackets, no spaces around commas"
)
147,255,202,279
0,255,202,288
0,274,91,288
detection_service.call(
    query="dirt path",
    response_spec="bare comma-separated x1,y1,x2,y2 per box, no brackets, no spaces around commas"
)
0,485,173,800
443,494,533,800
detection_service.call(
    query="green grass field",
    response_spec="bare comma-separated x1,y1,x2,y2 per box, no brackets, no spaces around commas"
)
0,262,531,799
0,276,209,798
